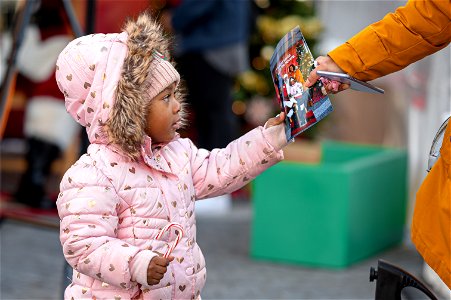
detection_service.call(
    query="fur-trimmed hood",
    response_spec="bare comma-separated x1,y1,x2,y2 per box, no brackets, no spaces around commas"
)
56,13,185,160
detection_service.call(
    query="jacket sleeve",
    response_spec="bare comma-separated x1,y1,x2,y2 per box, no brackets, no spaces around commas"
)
58,162,156,289
188,124,287,199
328,0,451,81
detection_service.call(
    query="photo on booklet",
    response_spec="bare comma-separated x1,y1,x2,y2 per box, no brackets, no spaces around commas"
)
270,26,333,141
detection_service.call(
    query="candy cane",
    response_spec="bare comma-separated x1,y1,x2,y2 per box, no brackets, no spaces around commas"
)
155,222,184,258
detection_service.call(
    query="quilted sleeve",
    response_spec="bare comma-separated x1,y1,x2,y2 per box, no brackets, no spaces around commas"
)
57,162,154,289
189,124,286,199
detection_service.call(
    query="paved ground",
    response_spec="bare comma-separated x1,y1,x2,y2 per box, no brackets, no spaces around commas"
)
0,201,437,300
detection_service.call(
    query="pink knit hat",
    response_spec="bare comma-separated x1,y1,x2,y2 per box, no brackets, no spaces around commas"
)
147,51,180,100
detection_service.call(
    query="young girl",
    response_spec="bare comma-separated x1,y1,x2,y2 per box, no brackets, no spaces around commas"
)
56,13,287,299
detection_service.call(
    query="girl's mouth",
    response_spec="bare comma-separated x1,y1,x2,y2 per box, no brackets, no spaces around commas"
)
172,119,181,130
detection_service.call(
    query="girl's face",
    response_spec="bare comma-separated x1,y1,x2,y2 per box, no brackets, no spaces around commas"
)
145,82,181,143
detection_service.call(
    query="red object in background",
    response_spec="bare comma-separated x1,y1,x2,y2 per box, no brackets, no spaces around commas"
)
3,0,72,140
4,0,150,140
3,110,24,139
0,191,59,227
95,0,150,33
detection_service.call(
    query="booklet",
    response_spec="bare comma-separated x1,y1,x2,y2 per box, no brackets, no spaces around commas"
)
270,26,333,141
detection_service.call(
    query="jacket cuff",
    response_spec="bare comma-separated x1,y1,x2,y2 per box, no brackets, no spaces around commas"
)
261,123,288,152
328,42,366,79
130,250,157,286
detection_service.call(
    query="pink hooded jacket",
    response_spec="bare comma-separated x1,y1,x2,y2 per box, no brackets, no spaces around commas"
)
55,14,286,299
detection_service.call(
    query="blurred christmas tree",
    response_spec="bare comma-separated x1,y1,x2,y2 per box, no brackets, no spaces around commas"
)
234,0,324,139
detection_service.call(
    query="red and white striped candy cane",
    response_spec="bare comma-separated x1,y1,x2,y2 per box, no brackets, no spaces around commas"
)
155,222,184,258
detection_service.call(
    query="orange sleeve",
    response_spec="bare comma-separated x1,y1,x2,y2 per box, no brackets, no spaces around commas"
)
328,0,451,81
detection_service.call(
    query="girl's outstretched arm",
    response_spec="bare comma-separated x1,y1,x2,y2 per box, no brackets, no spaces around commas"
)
187,112,288,200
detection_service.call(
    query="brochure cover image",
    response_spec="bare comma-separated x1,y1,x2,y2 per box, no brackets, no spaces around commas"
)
270,26,333,141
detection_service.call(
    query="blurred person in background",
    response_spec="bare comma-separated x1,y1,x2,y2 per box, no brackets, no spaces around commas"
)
159,0,252,150
1,0,79,209
158,0,254,213
306,0,450,296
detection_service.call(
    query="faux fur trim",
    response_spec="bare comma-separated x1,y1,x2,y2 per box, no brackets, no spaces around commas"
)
107,13,186,161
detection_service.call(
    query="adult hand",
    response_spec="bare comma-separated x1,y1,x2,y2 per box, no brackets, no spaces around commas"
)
265,112,286,129
147,255,174,285
305,56,350,94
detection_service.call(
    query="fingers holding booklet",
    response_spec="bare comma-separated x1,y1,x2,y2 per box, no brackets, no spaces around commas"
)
305,55,384,94
270,26,333,141
316,71,384,94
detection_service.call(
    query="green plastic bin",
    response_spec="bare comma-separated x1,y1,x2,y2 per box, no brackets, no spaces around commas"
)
251,141,408,268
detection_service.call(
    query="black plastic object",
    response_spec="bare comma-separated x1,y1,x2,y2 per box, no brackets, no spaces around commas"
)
369,259,437,300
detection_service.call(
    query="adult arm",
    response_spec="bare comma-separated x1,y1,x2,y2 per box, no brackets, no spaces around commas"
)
329,0,451,81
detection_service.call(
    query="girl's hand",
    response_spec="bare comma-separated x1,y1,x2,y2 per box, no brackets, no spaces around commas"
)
147,255,174,285
265,112,285,129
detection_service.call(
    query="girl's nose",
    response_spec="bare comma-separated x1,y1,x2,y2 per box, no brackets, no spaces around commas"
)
173,98,181,113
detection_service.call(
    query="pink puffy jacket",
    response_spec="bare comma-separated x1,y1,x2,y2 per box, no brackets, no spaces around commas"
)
55,14,286,299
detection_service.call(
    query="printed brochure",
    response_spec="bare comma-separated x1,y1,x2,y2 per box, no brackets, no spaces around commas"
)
270,26,333,141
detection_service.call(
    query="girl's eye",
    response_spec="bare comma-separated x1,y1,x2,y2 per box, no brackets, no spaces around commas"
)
163,94,171,102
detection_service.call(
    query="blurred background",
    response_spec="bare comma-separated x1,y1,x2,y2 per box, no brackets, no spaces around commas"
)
1,0,449,299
